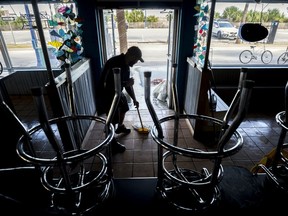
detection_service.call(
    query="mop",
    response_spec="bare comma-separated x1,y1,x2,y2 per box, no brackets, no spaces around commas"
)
132,107,150,134
129,85,150,134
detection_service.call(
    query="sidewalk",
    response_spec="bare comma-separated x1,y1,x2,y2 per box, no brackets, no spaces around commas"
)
128,65,168,112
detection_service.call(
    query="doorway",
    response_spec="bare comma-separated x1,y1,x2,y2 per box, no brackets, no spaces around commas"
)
100,8,177,109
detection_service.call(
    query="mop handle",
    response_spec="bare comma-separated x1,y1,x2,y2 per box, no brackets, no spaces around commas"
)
128,84,144,129
136,107,144,129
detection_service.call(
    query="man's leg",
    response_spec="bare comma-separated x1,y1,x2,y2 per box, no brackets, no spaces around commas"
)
115,111,131,134
115,94,131,134
118,112,125,126
111,124,126,152
111,137,126,154
105,108,126,154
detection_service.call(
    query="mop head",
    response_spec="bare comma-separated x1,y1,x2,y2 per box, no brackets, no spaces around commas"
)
132,123,151,134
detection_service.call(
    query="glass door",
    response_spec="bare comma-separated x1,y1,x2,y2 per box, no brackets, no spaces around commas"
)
101,8,177,109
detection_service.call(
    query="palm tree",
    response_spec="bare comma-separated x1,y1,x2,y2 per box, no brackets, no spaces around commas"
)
116,9,128,53
236,3,249,44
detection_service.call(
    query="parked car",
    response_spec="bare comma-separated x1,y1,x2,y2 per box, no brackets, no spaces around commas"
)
212,20,238,40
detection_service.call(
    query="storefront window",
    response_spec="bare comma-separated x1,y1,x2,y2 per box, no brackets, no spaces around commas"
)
0,2,80,70
209,2,288,67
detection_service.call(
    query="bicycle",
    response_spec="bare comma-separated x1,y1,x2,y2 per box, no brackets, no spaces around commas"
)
239,45,273,64
277,46,288,64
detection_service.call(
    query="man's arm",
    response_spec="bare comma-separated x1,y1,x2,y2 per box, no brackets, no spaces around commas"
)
125,85,139,108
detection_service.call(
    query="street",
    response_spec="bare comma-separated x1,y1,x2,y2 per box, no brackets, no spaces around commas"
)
0,28,287,67
2,28,287,45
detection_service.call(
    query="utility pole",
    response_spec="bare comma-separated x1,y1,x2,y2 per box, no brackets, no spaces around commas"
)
24,4,42,67
160,9,173,95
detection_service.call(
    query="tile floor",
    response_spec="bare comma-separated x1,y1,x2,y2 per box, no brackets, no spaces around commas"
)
10,91,286,180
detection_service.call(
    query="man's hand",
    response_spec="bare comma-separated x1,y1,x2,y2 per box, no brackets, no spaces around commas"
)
133,100,139,109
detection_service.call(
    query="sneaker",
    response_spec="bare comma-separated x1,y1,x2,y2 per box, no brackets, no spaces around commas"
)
115,124,131,134
111,139,126,154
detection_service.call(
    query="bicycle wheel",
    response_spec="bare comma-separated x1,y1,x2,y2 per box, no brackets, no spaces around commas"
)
277,52,288,64
239,50,252,64
0,62,3,75
261,50,273,64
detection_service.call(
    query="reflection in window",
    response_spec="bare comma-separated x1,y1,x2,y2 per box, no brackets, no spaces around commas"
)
0,2,79,70
209,2,288,67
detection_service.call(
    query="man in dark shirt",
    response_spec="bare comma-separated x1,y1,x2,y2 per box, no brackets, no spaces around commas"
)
98,46,144,153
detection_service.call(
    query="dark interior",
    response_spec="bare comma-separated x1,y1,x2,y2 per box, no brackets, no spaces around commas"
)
0,0,288,215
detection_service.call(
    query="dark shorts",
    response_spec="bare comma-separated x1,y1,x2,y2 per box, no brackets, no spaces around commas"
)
104,92,129,124
118,93,129,114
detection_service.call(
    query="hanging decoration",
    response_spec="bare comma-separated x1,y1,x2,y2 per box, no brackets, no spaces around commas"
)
47,2,84,66
193,0,210,66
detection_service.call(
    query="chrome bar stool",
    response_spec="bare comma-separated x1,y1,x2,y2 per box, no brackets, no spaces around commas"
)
254,81,288,193
144,67,254,213
16,65,122,215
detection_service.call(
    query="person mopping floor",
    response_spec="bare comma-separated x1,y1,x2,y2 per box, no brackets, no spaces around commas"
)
97,46,145,153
